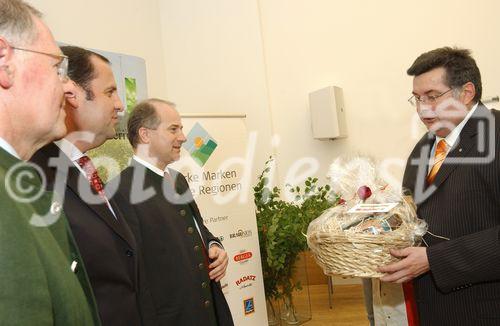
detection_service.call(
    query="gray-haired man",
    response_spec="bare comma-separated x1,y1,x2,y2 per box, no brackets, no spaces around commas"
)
0,0,99,324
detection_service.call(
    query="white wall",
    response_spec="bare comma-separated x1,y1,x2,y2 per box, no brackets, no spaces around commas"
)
159,0,500,191
29,0,168,98
257,0,500,187
158,0,275,183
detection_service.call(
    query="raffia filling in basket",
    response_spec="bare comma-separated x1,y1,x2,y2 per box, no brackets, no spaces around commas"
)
307,195,425,278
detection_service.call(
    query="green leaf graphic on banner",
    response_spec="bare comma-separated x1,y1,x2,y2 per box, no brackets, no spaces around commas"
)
125,77,137,115
183,122,218,167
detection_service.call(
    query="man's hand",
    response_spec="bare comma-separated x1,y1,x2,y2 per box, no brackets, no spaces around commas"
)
378,247,430,283
208,244,228,282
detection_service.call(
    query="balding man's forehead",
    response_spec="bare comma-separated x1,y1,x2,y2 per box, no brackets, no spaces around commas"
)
155,101,178,116
30,15,60,53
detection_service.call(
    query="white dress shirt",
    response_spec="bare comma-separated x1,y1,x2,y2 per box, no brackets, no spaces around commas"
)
428,102,478,172
0,137,20,159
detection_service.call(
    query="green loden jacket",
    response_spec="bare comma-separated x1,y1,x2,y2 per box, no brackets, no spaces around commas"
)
0,147,100,325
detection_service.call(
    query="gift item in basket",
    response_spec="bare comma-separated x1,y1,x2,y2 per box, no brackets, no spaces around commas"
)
306,157,427,278
355,214,403,235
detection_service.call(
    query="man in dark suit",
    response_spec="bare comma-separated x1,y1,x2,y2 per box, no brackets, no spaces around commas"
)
111,99,234,325
379,47,500,325
31,46,156,326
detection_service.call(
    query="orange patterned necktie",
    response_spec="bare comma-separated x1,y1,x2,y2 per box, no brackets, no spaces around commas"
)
426,139,448,184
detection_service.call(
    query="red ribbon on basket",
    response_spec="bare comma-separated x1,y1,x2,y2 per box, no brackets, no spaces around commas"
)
403,281,419,326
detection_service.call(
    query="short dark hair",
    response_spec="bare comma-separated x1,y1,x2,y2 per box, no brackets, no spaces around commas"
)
61,45,110,100
407,47,482,103
127,99,175,148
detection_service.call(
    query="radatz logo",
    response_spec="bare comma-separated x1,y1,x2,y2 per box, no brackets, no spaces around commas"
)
235,275,256,290
229,229,252,239
243,297,255,315
233,251,253,264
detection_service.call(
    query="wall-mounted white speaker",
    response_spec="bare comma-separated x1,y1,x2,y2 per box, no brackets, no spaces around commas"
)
308,86,348,140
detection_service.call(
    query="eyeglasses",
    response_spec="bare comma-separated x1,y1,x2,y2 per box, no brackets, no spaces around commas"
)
11,46,69,81
408,88,453,107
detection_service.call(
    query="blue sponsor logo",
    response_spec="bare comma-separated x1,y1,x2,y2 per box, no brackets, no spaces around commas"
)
244,297,255,315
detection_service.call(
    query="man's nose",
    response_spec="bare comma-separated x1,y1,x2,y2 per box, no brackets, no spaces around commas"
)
115,95,124,112
179,131,187,143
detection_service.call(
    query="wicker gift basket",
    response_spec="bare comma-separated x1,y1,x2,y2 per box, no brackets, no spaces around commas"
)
307,157,427,278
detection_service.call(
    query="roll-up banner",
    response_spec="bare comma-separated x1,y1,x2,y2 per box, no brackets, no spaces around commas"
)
171,115,268,325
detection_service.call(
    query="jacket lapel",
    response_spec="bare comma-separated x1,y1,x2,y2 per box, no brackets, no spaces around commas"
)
404,133,435,205
61,152,137,249
142,164,208,244
430,127,477,190
425,104,488,194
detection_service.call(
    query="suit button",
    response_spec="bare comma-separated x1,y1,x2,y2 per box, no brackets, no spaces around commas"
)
204,300,211,308
187,227,194,234
198,263,204,270
194,245,200,252
180,209,186,217
202,282,208,289
125,249,134,257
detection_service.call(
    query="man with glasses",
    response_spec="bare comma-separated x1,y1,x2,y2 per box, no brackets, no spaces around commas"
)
379,47,500,325
31,46,158,326
0,0,99,324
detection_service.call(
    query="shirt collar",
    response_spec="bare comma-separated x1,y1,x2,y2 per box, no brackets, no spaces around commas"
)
0,137,20,159
54,138,86,162
435,102,478,148
132,155,169,177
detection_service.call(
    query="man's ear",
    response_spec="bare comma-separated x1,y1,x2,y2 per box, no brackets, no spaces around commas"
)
0,37,15,89
138,127,151,144
64,80,80,109
461,82,476,106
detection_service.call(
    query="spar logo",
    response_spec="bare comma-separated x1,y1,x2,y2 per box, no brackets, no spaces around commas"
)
235,275,256,290
243,297,255,315
234,251,253,264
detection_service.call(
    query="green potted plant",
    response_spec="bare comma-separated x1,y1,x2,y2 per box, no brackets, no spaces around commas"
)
254,158,338,325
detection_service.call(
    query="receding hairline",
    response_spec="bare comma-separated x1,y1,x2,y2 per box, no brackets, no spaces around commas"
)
143,98,178,119
88,52,113,80
144,98,176,109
